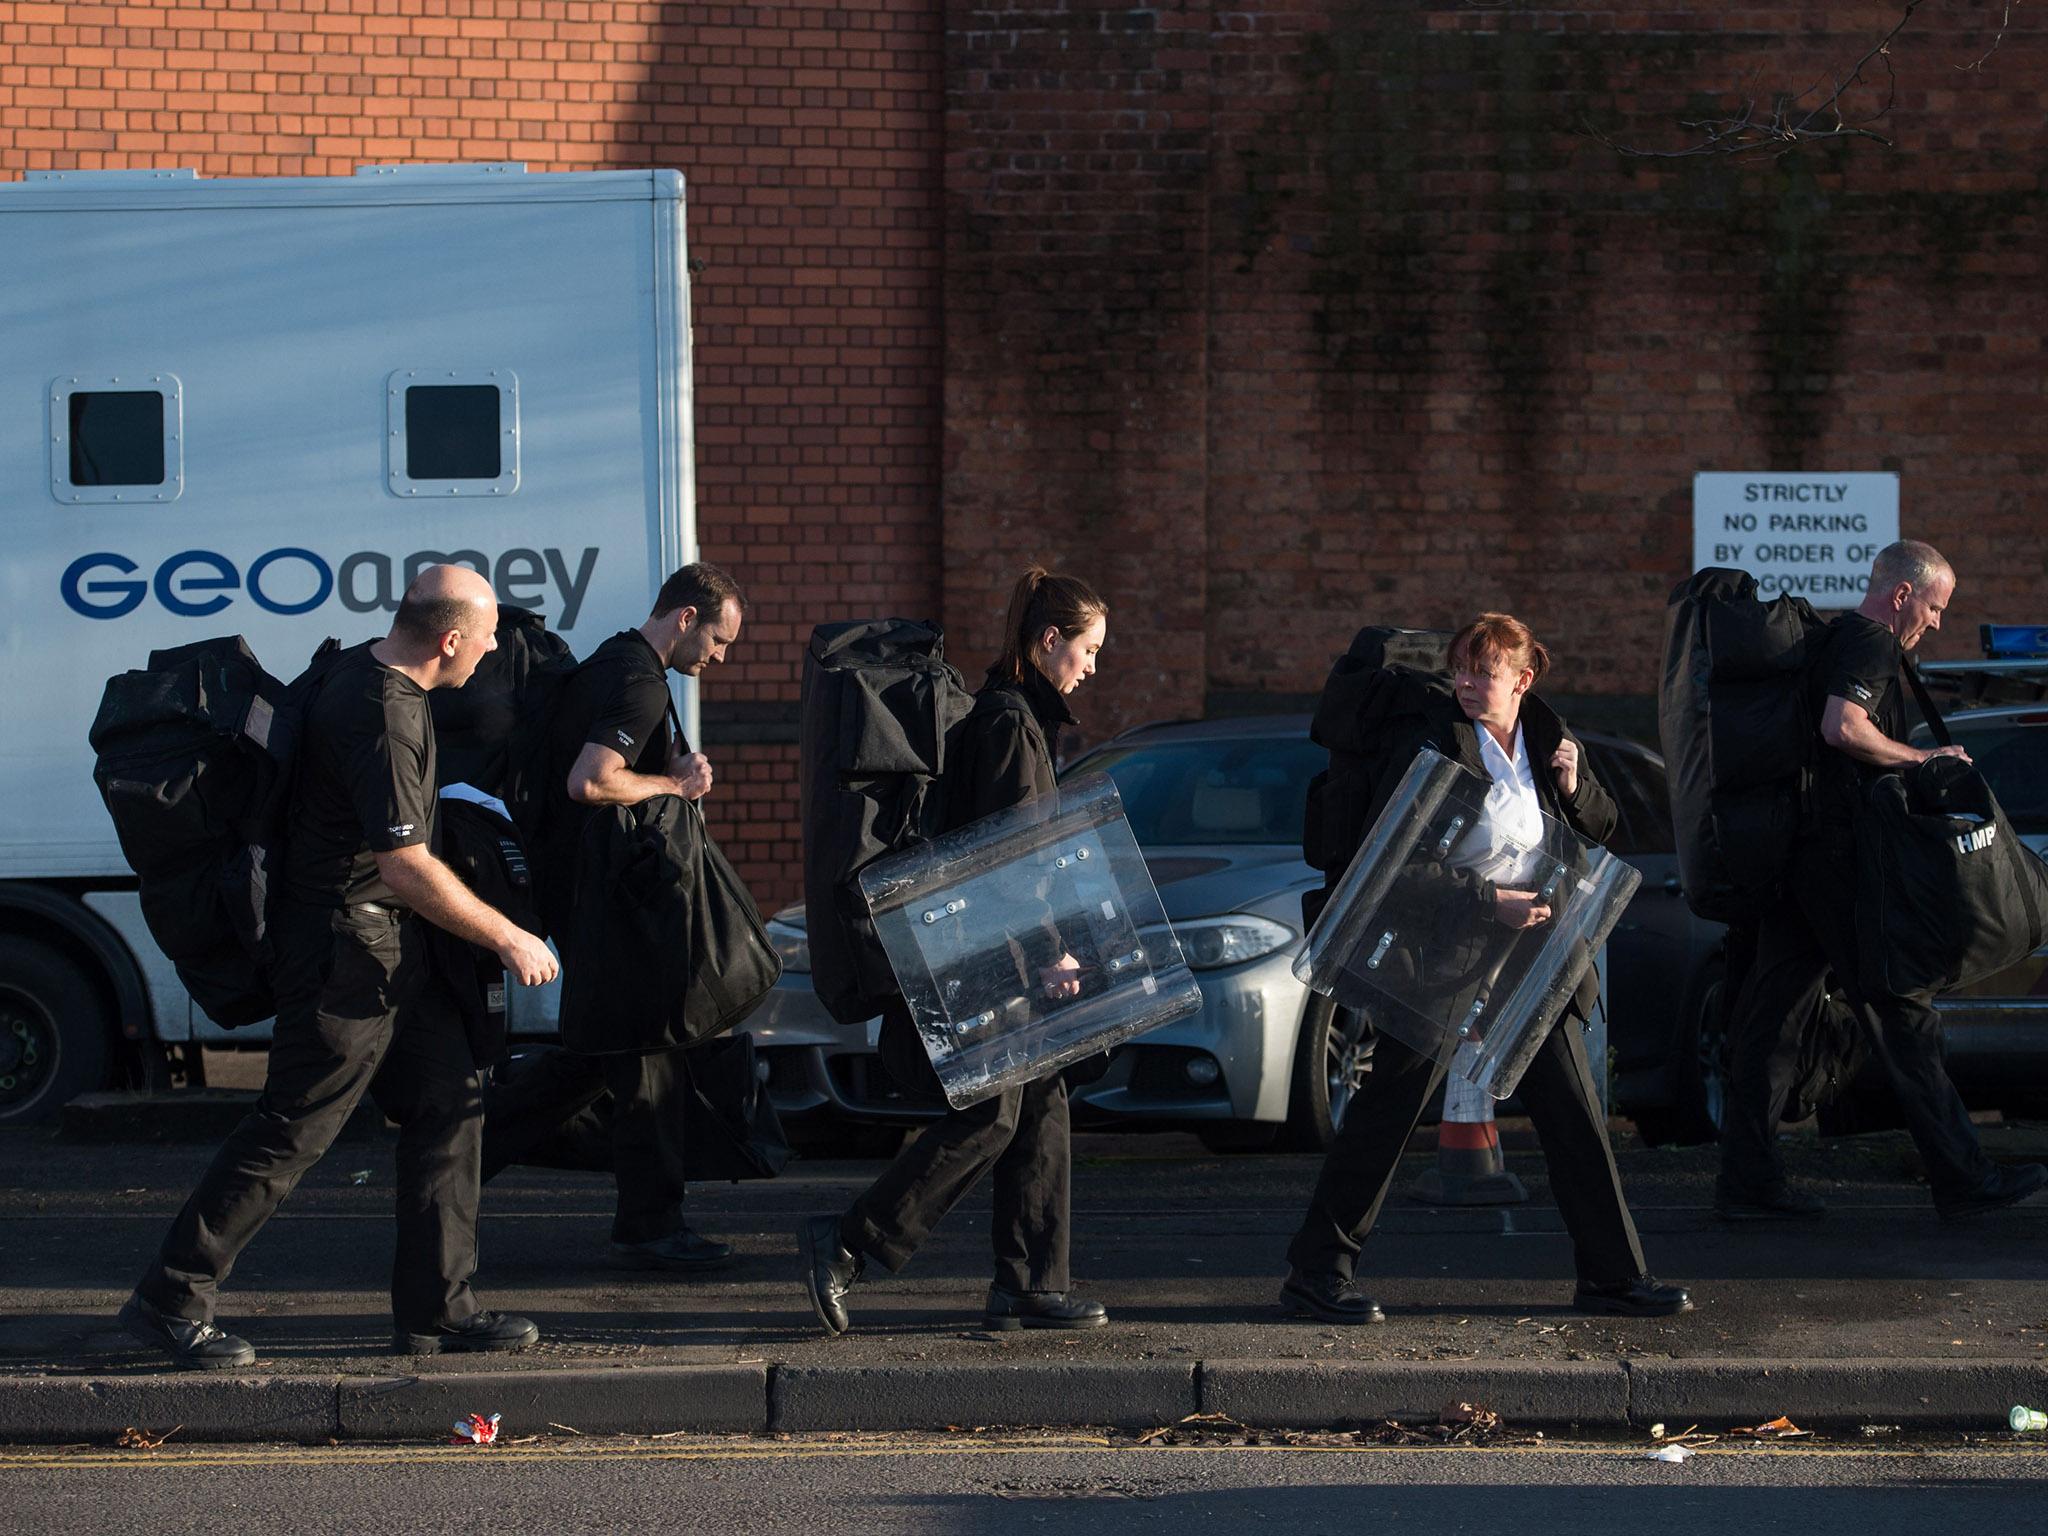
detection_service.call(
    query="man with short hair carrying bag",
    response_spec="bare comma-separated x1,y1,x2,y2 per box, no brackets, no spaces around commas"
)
1717,541,2048,1222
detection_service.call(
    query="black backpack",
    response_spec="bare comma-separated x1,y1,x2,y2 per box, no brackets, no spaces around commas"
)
1300,626,1456,927
89,635,342,1026
798,619,975,1029
1656,569,1827,923
427,605,579,843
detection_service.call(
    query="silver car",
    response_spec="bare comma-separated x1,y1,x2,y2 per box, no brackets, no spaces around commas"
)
744,713,1722,1154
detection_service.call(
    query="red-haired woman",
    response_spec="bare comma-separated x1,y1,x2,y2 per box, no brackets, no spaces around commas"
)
1282,613,1691,1324
801,568,1111,1335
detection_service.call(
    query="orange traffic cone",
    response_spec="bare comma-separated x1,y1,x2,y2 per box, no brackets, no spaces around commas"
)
1404,1042,1527,1206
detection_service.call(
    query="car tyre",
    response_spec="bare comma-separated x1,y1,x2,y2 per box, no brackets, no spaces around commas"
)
0,935,113,1126
1629,965,1726,1149
1284,991,1374,1152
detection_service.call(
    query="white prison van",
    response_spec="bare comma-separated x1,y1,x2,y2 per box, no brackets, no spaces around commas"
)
0,164,699,1121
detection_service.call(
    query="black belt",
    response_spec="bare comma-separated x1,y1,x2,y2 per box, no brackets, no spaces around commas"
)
349,901,408,919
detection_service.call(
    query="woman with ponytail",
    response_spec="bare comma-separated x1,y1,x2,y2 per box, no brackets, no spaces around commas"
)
799,568,1111,1335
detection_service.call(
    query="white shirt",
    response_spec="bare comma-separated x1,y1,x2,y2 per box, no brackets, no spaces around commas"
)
1454,723,1546,885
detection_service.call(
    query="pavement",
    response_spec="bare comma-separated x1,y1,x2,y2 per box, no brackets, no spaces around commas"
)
3,1108,2046,1444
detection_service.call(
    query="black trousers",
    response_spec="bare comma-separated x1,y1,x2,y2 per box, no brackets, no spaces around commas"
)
137,901,484,1334
1287,1015,1646,1285
1720,837,1992,1200
478,1045,691,1244
841,1013,1072,1293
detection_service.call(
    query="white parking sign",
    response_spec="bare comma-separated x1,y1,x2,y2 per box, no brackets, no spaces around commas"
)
1693,472,1900,606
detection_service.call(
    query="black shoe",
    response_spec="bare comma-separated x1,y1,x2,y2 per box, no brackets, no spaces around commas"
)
799,1215,863,1337
983,1285,1108,1331
1714,1181,1827,1222
1278,1269,1386,1326
1935,1162,2048,1223
611,1225,735,1272
394,1310,540,1356
119,1292,256,1371
1573,1275,1693,1317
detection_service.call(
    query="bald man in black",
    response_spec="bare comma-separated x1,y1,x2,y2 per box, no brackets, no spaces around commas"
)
121,566,559,1369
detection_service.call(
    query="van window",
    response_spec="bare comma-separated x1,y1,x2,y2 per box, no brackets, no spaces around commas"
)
50,373,183,503
405,385,501,479
386,369,519,497
69,391,164,485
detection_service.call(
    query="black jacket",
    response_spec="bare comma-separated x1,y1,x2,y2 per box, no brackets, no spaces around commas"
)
1322,680,1617,1023
878,661,1090,1090
940,663,1072,831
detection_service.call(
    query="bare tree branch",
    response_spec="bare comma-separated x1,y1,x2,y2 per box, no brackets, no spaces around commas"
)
1577,0,2022,158
1957,0,2023,70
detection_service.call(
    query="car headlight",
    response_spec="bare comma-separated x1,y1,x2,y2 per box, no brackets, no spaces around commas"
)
1143,915,1294,972
766,906,811,974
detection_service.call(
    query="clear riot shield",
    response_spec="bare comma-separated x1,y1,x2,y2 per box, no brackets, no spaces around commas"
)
858,772,1202,1109
1293,747,1640,1099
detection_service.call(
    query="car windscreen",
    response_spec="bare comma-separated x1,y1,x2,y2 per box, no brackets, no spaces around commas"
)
1068,737,1323,846
1946,721,2048,835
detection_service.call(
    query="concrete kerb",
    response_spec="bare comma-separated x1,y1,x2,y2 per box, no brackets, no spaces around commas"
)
2,1358,2045,1443
338,1364,770,1439
769,1362,1198,1433
0,1374,339,1445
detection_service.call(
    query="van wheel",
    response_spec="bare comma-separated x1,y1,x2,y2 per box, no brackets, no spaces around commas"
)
1630,969,1726,1149
0,936,113,1125
1283,992,1374,1152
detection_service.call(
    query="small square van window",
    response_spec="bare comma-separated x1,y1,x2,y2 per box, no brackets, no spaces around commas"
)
387,369,519,497
49,374,183,503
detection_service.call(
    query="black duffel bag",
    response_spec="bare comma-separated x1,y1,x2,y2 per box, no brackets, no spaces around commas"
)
1856,752,2048,1001
558,793,782,1055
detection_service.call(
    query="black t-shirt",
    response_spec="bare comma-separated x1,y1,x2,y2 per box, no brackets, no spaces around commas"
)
1808,612,1905,828
284,642,438,907
540,630,681,898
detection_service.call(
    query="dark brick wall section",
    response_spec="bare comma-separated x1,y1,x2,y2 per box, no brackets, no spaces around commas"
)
941,2,1215,747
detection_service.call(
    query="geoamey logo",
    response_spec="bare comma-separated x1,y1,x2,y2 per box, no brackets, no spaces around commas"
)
61,546,599,628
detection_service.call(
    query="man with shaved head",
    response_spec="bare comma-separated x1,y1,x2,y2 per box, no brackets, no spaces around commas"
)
121,565,559,1369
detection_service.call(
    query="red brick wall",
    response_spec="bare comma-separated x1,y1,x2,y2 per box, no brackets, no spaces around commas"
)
937,0,2048,733
0,0,948,910
9,2,2048,907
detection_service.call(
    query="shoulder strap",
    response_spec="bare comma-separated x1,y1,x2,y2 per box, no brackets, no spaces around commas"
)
1900,654,1952,750
661,691,711,831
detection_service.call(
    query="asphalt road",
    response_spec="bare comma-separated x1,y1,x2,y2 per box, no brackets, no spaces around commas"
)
2,1434,2045,1535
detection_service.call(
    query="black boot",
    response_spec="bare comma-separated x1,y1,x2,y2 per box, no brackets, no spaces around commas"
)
1935,1162,2048,1222
394,1311,540,1356
799,1216,864,1336
1572,1275,1693,1317
1714,1181,1826,1222
119,1292,256,1371
983,1285,1107,1331
611,1224,735,1271
1278,1269,1385,1325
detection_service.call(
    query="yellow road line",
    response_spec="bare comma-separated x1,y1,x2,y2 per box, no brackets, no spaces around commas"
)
2,1437,2041,1472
